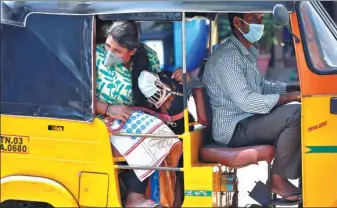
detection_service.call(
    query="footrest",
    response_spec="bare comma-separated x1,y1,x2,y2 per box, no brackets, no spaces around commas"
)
248,181,270,207
249,181,302,207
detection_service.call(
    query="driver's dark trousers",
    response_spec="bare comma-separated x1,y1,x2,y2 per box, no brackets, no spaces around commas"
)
227,103,301,179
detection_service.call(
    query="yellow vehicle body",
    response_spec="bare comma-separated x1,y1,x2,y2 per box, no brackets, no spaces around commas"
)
301,97,337,207
1,117,120,207
1,1,337,208
0,115,217,207
290,9,337,206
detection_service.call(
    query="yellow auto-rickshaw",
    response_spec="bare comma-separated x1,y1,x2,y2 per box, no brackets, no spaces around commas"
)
1,1,337,207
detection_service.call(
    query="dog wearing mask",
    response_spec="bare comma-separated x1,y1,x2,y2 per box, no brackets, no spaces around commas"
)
138,70,199,134
138,70,206,206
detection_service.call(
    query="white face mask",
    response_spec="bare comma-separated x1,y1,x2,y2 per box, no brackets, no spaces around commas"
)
103,51,123,67
138,70,173,109
237,18,265,43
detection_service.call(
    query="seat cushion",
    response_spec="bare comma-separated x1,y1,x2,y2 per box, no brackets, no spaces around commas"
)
200,143,275,168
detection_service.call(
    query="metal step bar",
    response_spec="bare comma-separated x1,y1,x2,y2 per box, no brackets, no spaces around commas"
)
114,165,183,172
114,132,179,138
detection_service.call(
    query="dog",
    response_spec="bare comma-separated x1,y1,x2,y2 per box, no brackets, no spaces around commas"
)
156,71,196,134
138,70,204,207
138,70,197,134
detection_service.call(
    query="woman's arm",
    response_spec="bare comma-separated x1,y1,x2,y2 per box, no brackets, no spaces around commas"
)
96,100,110,116
96,100,132,122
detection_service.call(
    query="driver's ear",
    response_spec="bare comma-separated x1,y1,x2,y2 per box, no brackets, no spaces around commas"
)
233,16,241,29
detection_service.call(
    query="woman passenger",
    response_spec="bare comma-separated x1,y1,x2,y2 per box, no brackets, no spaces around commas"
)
95,20,182,207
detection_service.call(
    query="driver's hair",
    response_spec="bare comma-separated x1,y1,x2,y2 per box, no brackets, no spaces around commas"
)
227,13,245,32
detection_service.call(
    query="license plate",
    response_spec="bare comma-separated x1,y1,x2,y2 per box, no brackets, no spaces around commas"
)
0,135,29,154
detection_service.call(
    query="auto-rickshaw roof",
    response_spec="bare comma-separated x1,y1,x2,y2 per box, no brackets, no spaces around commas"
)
1,1,294,26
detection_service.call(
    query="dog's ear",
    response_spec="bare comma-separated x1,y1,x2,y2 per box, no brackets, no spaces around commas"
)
158,72,180,92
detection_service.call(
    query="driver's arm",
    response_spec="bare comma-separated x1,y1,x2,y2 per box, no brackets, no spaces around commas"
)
260,76,287,95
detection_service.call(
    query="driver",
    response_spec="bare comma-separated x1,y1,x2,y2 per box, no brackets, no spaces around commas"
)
202,13,302,202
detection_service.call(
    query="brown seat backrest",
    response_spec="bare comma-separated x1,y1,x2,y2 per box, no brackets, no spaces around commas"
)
194,59,213,126
192,61,214,146
192,87,213,127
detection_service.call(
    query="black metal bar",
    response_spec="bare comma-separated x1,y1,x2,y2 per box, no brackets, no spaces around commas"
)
298,168,303,208
330,97,337,114
267,163,272,206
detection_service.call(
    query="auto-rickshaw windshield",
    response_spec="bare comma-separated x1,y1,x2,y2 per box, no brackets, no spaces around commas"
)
298,1,337,71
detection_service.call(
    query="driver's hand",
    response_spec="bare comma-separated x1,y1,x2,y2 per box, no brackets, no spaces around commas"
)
172,67,190,84
106,105,132,122
286,91,301,102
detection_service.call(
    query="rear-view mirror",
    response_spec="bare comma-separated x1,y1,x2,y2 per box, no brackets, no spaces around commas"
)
273,4,290,26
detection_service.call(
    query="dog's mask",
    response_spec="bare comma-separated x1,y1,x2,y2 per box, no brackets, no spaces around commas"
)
138,70,184,115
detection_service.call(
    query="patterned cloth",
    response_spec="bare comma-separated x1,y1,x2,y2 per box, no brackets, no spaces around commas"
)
96,43,181,207
106,111,181,207
202,35,287,146
107,111,181,181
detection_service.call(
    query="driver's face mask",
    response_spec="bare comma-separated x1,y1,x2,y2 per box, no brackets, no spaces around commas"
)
138,70,183,109
237,18,265,43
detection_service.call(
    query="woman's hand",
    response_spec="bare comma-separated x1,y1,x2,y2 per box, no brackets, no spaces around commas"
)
106,105,132,122
171,67,190,84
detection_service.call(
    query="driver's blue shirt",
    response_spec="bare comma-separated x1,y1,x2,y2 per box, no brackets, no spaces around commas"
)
202,35,287,145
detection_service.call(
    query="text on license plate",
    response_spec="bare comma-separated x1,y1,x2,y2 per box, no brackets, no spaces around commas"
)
0,135,29,154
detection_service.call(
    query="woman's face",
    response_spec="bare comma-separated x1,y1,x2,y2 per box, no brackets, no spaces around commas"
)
105,36,136,65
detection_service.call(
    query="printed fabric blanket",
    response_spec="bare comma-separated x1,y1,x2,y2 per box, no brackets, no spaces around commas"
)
105,110,182,207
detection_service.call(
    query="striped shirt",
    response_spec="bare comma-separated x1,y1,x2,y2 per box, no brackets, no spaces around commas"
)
202,35,287,145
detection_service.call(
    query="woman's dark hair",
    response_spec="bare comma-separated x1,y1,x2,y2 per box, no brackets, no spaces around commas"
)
106,21,150,107
96,18,113,44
